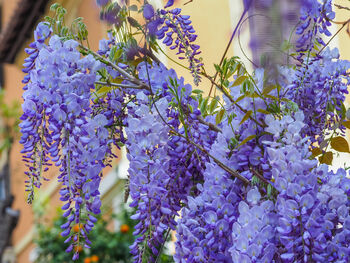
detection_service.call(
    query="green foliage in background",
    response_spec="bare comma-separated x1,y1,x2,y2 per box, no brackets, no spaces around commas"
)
33,201,174,263
34,206,135,263
0,90,20,155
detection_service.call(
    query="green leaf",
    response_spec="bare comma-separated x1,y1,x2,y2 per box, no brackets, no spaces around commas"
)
109,46,123,63
115,49,123,61
326,101,335,112
192,89,203,95
188,104,193,113
209,98,218,114
262,85,276,95
251,176,259,185
215,109,225,125
109,46,117,62
44,16,54,24
281,40,293,52
281,98,292,103
200,97,209,114
60,26,69,36
319,151,333,165
343,121,350,129
214,64,222,74
73,17,83,23
239,110,252,125
330,136,350,153
265,95,279,101
231,76,248,87
236,63,243,75
228,113,233,124
235,94,246,103
257,109,270,114
129,4,138,11
96,85,113,96
50,3,61,11
267,184,272,197
238,135,256,147
340,102,347,118
248,92,260,98
127,17,141,29
311,147,322,157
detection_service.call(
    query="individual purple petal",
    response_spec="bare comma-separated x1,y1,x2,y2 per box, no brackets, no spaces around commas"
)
96,0,109,6
164,0,174,8
143,4,154,20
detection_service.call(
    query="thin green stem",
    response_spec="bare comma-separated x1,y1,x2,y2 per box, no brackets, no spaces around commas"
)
209,2,251,96
95,81,145,89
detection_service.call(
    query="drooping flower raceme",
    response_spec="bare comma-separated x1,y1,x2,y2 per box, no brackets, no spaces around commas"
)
156,7,202,85
126,62,218,262
20,22,121,260
285,48,350,143
265,112,350,262
296,0,334,60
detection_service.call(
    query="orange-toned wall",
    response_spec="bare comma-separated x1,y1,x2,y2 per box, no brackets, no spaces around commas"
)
162,0,235,93
2,0,32,261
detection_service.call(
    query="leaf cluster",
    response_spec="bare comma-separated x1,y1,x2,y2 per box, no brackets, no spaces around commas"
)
34,205,136,263
0,91,21,156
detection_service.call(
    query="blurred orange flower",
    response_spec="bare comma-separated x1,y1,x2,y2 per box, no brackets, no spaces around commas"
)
74,245,83,253
120,224,130,233
91,255,99,262
72,224,83,233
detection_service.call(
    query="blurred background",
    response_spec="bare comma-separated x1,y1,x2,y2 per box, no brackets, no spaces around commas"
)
0,0,349,262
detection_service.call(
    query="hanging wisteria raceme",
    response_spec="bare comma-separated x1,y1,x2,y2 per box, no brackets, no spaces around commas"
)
296,0,334,60
284,47,350,143
125,91,172,262
316,167,350,261
264,112,350,262
126,62,219,262
20,22,123,260
19,0,350,262
265,112,320,262
229,190,277,263
21,22,53,204
174,122,245,262
288,0,350,145
155,2,202,85
174,76,272,262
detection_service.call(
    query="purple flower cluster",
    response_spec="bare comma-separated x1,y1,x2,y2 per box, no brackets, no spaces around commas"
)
174,107,350,262
285,47,350,142
174,85,270,262
265,112,319,261
156,8,202,85
92,89,126,162
312,167,350,261
20,22,123,260
229,189,276,262
99,1,122,26
21,22,53,203
126,62,218,262
174,125,243,262
296,0,334,60
265,112,350,262
126,92,173,262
